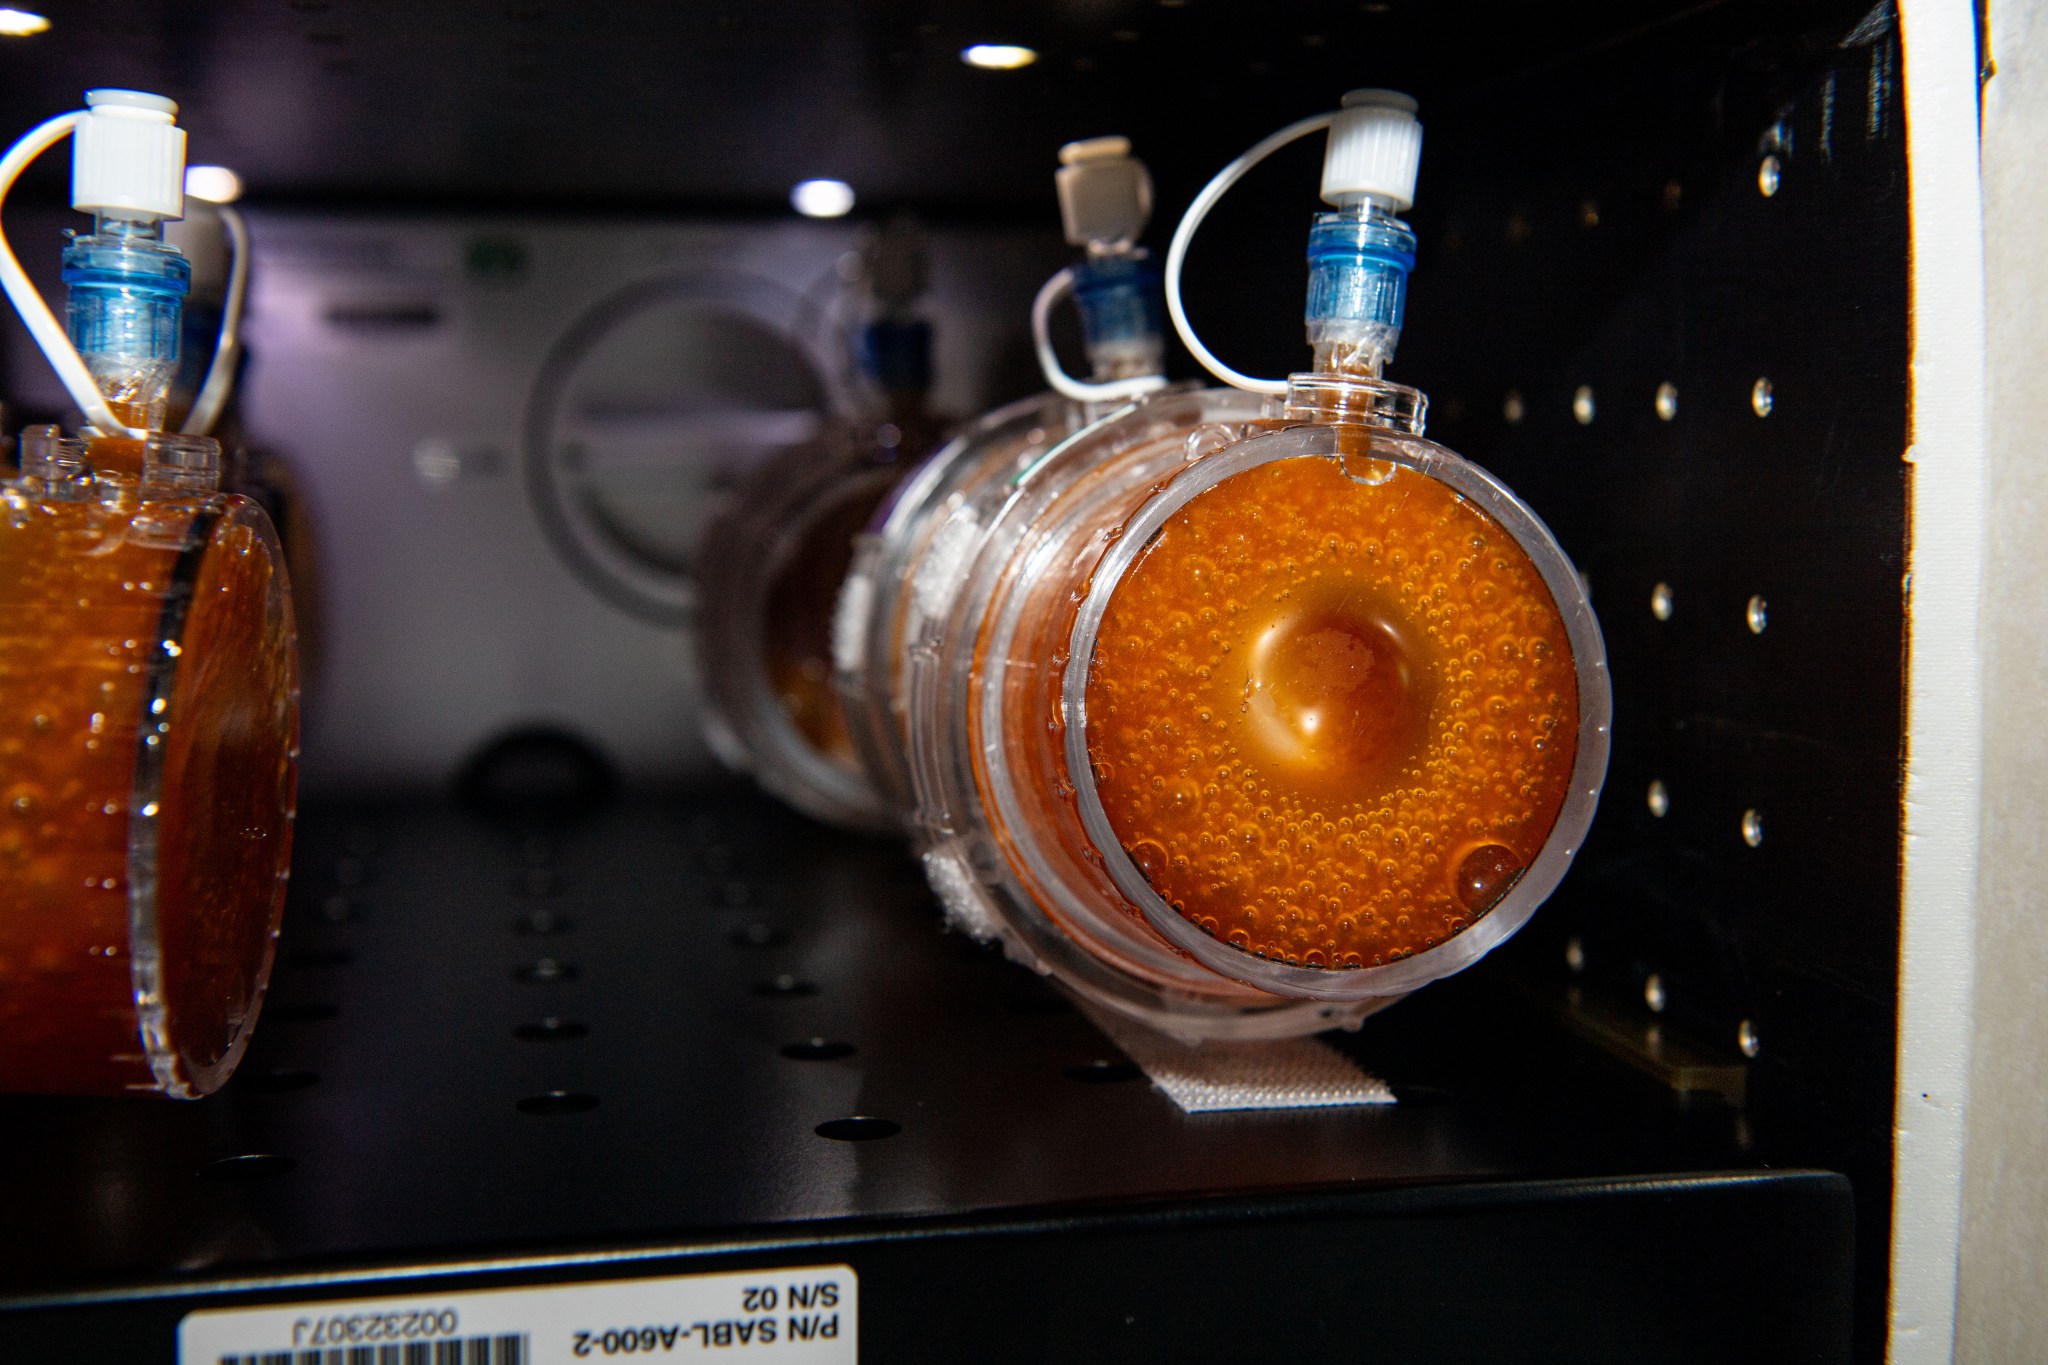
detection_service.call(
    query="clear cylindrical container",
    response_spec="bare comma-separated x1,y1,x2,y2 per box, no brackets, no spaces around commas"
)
695,421,914,831
906,384,1367,1039
0,427,299,1095
907,374,1608,1039
834,391,1094,818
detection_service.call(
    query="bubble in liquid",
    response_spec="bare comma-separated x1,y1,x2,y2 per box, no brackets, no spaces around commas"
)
1126,838,1170,885
1452,842,1525,914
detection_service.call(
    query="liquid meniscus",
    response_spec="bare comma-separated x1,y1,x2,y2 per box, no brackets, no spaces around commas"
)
1084,453,1578,968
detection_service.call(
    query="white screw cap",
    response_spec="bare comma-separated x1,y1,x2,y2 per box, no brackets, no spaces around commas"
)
1056,135,1153,251
73,89,185,220
1320,88,1422,211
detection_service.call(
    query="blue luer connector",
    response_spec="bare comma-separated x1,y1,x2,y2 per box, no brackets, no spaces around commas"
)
1072,253,1163,354
62,221,191,406
857,318,932,394
1304,207,1416,374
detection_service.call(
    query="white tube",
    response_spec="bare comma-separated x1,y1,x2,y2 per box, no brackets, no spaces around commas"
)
1030,266,1169,404
181,202,247,436
1163,112,1337,398
0,113,134,437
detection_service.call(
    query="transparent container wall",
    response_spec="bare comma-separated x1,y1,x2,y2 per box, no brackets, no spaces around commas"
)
0,442,299,1097
836,391,1089,819
696,432,903,831
1063,414,1609,1005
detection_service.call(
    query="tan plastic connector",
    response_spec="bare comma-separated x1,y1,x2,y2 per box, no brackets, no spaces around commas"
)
1056,136,1153,254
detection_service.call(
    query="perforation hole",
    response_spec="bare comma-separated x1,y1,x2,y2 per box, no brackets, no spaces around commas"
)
815,1117,898,1141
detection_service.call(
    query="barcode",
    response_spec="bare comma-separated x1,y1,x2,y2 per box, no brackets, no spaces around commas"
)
219,1336,527,1365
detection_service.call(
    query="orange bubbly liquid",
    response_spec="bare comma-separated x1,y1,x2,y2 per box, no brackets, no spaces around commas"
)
1084,452,1578,968
0,471,297,1095
764,475,895,767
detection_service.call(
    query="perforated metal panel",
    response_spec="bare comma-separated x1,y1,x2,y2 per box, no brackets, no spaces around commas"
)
1401,13,1909,1355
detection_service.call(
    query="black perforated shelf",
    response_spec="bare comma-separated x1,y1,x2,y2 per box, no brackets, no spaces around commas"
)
0,793,1851,1361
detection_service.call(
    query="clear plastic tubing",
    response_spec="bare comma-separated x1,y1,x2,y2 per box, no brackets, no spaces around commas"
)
905,92,1610,1039
0,90,300,1096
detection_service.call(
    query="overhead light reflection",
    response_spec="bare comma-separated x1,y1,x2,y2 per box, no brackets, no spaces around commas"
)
961,43,1037,70
184,165,244,204
790,178,855,219
0,9,50,36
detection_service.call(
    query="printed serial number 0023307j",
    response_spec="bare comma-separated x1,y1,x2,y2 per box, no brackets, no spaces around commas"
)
292,1308,460,1346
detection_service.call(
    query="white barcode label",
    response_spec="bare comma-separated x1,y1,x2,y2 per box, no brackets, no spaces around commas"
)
179,1265,856,1364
